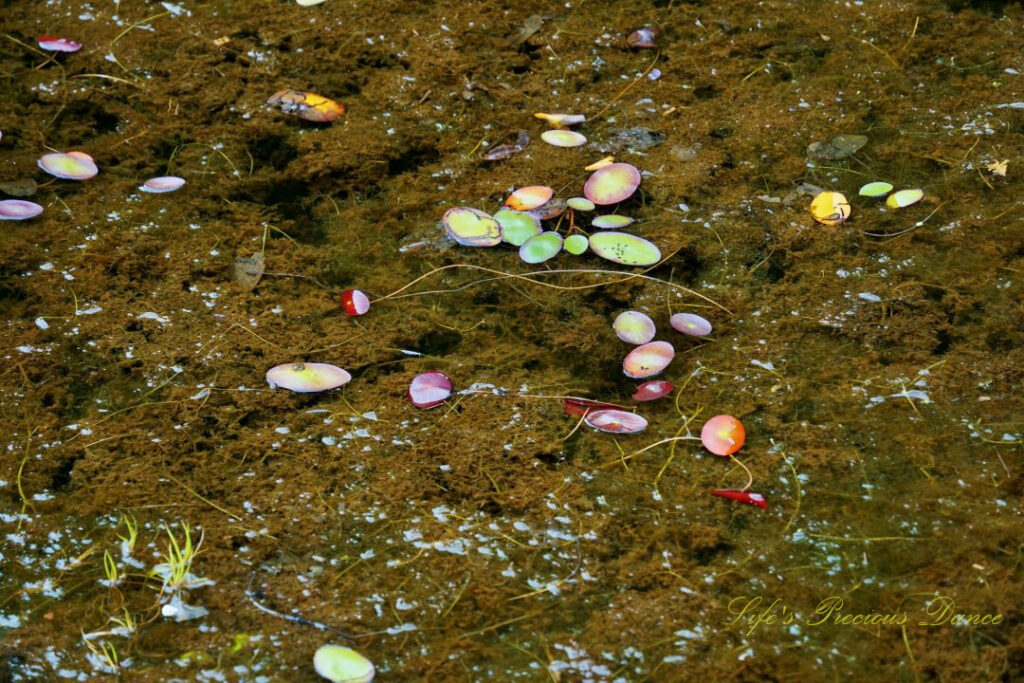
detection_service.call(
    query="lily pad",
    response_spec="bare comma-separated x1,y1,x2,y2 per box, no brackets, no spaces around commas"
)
231,252,265,291
613,311,656,345
442,207,502,247
584,409,648,434
588,231,660,266
858,181,893,198
623,341,674,379
0,199,43,220
886,188,924,209
591,214,634,229
409,371,452,409
563,234,589,255
541,130,587,147
519,231,563,264
266,363,352,393
313,645,375,683
584,163,641,205
494,208,542,246
505,186,553,211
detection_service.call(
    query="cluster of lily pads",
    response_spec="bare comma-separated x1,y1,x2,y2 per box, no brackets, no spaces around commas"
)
809,182,924,226
442,161,661,267
0,35,186,220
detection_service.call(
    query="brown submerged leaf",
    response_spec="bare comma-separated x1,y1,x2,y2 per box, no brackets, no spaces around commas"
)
232,252,265,291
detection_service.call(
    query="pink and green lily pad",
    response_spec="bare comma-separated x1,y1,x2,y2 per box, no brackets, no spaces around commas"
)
588,231,660,266
541,130,587,148
38,151,97,180
442,207,502,247
584,162,641,205
266,362,352,392
613,311,656,345
505,185,553,211
623,340,674,379
409,371,452,409
0,199,43,220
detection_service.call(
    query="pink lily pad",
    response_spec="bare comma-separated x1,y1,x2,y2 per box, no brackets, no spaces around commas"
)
623,341,674,379
632,380,673,402
409,371,452,409
670,312,712,337
266,362,352,393
583,162,641,205
613,311,656,345
0,199,43,220
140,176,186,193
584,409,648,434
37,36,82,52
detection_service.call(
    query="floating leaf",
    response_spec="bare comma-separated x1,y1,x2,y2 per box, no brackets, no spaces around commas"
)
540,130,587,147
442,207,502,247
266,363,352,393
409,371,452,409
563,234,589,255
38,151,97,180
313,645,375,683
669,312,712,337
584,409,648,434
588,231,660,266
886,188,924,209
613,311,656,345
701,415,745,456
519,231,563,264
0,199,43,220
858,181,893,198
809,191,850,226
584,163,641,205
623,341,674,379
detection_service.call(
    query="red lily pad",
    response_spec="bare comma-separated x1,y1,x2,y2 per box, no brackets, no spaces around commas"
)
632,380,673,402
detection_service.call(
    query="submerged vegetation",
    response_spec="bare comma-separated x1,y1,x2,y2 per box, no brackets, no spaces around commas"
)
0,0,1021,680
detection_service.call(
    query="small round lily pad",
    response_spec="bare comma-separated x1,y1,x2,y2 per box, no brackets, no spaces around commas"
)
519,231,563,264
809,191,850,226
563,234,589,255
566,196,595,211
313,645,375,682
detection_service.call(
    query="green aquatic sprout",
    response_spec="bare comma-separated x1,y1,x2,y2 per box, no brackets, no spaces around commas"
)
116,512,139,553
102,549,121,587
151,522,212,594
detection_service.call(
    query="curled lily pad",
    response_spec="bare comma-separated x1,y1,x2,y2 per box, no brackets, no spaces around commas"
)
534,112,585,128
886,188,923,208
340,289,370,316
519,231,563,264
494,208,542,246
613,311,656,345
584,409,648,434
505,185,553,211
266,362,352,393
588,231,660,266
38,36,81,52
632,380,673,401
592,214,633,229
563,234,589,255
140,176,186,193
623,341,674,379
809,191,850,226
527,197,568,221
584,162,641,205
442,207,502,247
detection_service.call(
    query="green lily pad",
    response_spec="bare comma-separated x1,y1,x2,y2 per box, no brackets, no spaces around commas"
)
563,234,589,255
592,214,634,229
858,181,893,198
588,231,661,266
494,208,542,246
520,231,563,264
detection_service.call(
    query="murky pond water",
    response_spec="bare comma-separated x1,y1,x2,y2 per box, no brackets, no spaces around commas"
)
1,0,1021,680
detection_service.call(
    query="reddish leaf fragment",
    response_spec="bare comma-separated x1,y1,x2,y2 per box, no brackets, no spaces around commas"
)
709,489,768,509
563,397,626,418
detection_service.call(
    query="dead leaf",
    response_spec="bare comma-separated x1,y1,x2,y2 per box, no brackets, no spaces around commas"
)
985,159,1008,177
232,252,265,291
